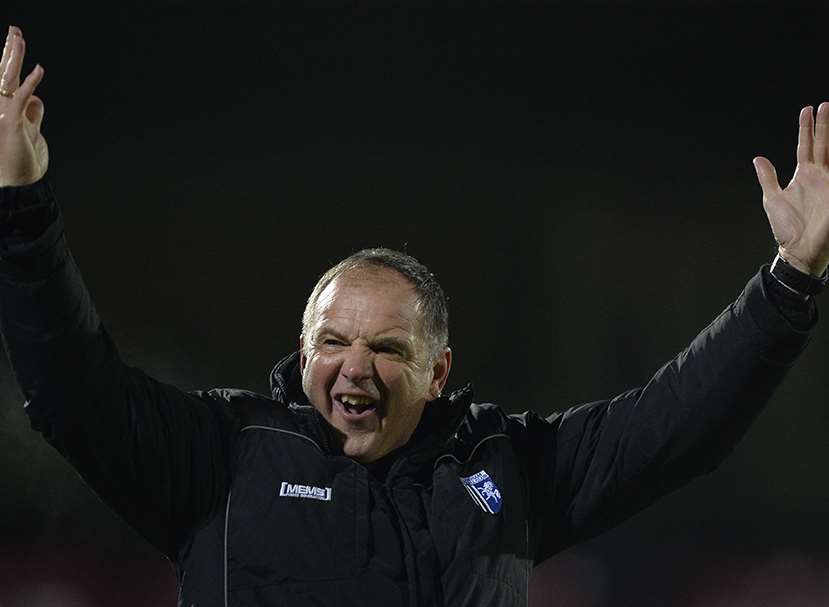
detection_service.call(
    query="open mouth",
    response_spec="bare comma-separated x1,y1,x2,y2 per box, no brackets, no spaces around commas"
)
334,394,378,420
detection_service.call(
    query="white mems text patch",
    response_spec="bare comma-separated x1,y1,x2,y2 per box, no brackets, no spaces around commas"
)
279,481,333,501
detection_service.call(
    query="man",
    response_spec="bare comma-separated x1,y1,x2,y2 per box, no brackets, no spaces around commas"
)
1,24,828,607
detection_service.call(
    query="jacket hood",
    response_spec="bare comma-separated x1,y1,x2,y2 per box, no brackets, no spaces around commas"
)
269,350,309,405
268,351,474,462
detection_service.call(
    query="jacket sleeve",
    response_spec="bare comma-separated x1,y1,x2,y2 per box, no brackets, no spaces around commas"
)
0,177,236,559
510,267,817,564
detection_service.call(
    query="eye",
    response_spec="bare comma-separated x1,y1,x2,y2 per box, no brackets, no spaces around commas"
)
321,338,346,347
375,345,403,356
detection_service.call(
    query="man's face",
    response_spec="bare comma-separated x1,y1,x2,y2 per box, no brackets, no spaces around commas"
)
300,268,451,463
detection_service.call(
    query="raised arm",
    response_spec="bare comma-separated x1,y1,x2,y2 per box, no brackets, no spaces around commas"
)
515,104,825,564
755,103,829,278
0,26,235,559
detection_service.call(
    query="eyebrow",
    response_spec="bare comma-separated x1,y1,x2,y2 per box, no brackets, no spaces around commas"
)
371,336,414,355
315,327,350,342
316,327,415,355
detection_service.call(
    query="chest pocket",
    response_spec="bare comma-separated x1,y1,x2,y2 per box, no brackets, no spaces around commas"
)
226,428,368,589
431,437,529,566
429,438,533,606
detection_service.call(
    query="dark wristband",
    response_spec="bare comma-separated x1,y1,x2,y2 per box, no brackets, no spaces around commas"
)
769,253,829,297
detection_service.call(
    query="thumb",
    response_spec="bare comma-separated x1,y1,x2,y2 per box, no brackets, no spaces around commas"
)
753,156,782,200
24,94,44,131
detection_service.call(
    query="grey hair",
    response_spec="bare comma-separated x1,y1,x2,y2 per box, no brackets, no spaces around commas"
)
301,248,449,364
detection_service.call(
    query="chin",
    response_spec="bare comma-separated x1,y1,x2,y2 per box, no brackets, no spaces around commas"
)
342,435,384,463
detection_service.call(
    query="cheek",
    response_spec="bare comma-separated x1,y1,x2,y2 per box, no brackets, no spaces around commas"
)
302,353,339,396
374,360,403,388
376,361,428,401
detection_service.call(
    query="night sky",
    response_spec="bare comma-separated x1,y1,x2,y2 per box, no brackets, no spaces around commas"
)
1,3,828,605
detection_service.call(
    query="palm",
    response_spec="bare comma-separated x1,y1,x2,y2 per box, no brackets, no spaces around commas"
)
0,27,48,187
755,104,829,275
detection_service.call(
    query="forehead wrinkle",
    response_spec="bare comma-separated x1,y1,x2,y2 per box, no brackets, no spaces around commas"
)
316,272,417,316
315,313,415,340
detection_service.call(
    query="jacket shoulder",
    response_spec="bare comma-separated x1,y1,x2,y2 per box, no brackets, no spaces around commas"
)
453,402,514,453
196,387,296,428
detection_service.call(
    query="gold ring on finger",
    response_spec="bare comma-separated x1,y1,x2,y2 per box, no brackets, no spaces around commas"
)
0,88,13,98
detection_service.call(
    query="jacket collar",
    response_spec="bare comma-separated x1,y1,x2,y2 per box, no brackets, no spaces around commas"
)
269,351,473,474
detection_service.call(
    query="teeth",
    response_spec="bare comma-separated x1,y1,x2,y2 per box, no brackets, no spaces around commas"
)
341,395,375,407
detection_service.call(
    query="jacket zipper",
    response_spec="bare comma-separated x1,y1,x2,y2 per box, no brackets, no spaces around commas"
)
381,482,419,607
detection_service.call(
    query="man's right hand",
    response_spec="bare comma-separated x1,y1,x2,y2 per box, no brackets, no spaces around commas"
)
0,25,47,187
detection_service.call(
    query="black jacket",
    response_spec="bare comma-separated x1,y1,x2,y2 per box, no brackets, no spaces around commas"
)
0,178,818,607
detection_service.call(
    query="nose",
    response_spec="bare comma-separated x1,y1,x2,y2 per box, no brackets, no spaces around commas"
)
341,346,374,384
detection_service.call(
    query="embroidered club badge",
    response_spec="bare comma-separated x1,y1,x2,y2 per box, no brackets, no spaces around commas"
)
460,470,502,514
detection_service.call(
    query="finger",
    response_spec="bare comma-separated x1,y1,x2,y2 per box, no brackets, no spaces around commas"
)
12,64,44,108
7,33,24,91
796,105,814,165
815,102,829,167
0,26,18,78
0,31,25,93
753,156,782,199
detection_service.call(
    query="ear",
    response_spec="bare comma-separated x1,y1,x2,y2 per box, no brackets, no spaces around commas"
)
428,347,452,400
299,336,307,376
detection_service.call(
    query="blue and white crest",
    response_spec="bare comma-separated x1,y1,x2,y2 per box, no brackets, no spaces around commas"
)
460,470,502,514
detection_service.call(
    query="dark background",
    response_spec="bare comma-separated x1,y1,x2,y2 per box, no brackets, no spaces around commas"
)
1,2,828,605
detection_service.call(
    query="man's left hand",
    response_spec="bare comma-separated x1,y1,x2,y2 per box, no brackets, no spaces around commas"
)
754,103,829,277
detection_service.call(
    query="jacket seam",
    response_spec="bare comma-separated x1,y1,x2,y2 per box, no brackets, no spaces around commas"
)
460,569,525,598
224,490,231,607
433,433,511,470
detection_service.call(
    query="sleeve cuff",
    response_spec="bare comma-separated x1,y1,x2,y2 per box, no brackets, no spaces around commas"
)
0,176,66,281
736,265,816,364
762,263,818,331
0,174,54,211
